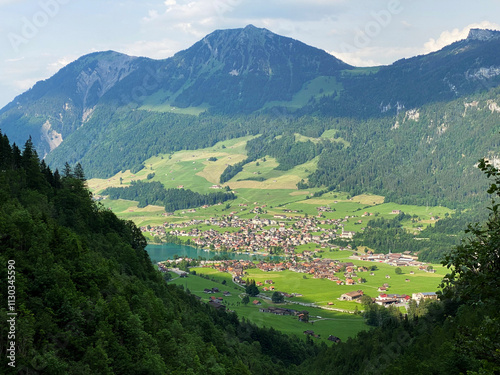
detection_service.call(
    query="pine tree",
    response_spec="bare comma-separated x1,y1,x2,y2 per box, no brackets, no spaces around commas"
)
74,163,85,180
63,162,72,178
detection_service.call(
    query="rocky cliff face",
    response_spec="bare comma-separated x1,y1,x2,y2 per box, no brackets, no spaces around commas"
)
467,28,500,41
0,51,142,155
75,52,140,113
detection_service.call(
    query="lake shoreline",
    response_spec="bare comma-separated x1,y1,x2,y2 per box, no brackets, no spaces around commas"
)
146,242,275,263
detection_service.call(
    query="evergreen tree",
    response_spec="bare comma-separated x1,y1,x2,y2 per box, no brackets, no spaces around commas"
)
245,279,259,297
63,162,72,177
272,292,284,303
74,162,85,180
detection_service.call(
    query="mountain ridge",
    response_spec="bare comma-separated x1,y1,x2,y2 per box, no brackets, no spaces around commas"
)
1,25,500,208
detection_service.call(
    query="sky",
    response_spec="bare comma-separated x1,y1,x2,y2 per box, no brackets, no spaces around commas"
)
1,0,500,108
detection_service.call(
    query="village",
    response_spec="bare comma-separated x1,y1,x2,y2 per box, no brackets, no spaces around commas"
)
159,251,438,313
152,203,440,338
141,206,407,253
143,212,343,254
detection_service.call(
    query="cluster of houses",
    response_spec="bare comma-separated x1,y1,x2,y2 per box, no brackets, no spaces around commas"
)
209,257,372,287
141,211,364,254
203,259,255,280
201,287,233,311
258,306,309,318
350,251,426,268
185,215,344,253
339,290,438,306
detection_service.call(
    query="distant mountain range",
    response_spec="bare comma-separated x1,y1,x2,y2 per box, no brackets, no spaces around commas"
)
1,25,499,207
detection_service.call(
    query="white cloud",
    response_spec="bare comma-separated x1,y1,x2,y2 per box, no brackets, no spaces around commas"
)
5,57,25,62
13,78,36,92
144,1,216,24
122,39,179,59
329,44,422,67
334,20,500,67
422,21,500,54
48,57,74,71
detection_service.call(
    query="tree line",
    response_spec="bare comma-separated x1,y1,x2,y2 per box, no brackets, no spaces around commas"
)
102,180,236,212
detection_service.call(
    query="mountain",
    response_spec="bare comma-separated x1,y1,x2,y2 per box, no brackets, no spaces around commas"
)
1,26,500,207
320,28,500,117
151,24,352,112
0,51,146,157
0,25,351,157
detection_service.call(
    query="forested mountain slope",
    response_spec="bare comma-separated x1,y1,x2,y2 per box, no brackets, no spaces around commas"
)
302,160,500,374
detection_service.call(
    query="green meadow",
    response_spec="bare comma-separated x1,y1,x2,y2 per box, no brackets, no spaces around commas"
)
165,249,445,341
169,269,367,342
89,135,452,232
263,76,343,110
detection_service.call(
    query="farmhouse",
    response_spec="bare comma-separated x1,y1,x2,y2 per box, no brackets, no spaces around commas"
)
376,293,411,306
340,231,356,239
328,335,342,343
207,301,226,311
340,290,364,301
259,307,296,316
412,292,438,302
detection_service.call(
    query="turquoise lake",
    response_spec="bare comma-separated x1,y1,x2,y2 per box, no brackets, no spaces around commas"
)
146,243,275,263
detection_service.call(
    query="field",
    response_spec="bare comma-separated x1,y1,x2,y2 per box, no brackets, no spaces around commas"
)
165,246,446,341
169,269,368,342
263,76,343,110
138,89,210,115
89,135,452,229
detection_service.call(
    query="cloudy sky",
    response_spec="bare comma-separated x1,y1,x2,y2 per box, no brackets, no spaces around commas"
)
1,0,499,108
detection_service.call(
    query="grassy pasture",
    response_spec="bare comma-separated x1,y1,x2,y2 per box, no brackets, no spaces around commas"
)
228,157,319,190
89,135,257,194
101,199,165,227
170,268,367,342
138,89,210,115
263,76,343,110
351,194,385,205
186,250,445,312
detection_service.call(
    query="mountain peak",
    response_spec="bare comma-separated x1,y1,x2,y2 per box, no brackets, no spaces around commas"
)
467,28,500,41
243,24,259,31
166,24,351,111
